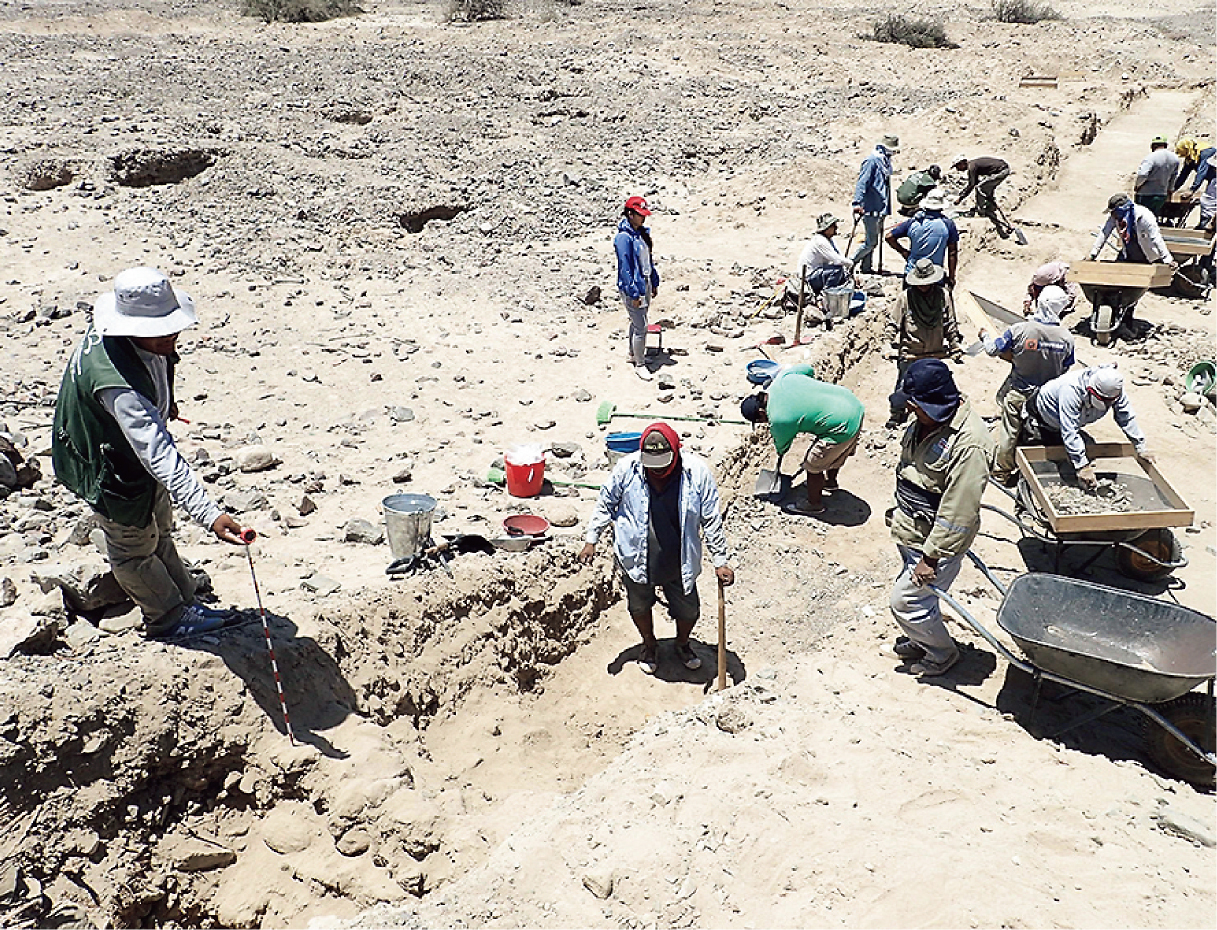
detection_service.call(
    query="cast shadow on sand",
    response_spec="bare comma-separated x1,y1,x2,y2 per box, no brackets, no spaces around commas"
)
607,637,747,692
182,609,356,760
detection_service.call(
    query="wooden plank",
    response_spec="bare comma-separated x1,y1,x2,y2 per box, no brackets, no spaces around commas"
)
955,288,993,338
1015,443,1193,534
1019,77,1058,89
1166,240,1213,258
1162,227,1213,242
1072,260,1174,288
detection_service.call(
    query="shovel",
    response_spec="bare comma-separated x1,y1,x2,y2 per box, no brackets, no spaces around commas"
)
386,534,494,576
596,400,747,427
995,203,1028,245
752,453,785,497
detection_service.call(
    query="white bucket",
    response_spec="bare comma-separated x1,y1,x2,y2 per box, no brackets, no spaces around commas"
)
382,493,437,560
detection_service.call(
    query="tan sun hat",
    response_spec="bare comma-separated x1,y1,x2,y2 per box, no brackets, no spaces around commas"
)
919,188,947,211
93,267,197,338
906,258,946,286
815,212,842,233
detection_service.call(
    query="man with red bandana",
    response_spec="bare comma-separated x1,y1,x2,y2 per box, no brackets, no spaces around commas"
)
580,423,734,675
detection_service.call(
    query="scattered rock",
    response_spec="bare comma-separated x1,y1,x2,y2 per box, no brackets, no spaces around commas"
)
1154,805,1216,847
716,705,751,734
389,406,416,423
222,490,269,513
261,805,316,855
297,494,317,516
582,286,601,305
534,420,557,430
343,518,385,545
63,621,101,651
336,828,373,857
158,835,238,872
545,503,580,528
235,446,280,473
392,464,414,484
99,613,142,635
0,614,60,658
32,563,130,614
0,578,16,608
301,575,342,596
548,442,580,459
572,389,593,403
582,868,614,900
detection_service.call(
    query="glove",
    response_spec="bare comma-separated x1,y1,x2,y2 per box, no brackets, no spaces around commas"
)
1077,465,1098,490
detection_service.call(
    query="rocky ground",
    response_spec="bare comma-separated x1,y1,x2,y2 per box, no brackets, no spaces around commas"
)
0,0,1215,927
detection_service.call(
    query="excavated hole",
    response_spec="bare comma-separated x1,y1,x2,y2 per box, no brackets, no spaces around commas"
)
396,204,468,233
1,550,619,928
107,148,219,187
21,159,75,191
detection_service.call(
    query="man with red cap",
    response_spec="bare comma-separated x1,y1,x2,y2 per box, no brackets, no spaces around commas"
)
887,359,992,677
613,195,661,381
580,423,734,674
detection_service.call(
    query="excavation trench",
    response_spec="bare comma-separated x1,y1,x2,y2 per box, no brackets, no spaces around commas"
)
0,311,891,929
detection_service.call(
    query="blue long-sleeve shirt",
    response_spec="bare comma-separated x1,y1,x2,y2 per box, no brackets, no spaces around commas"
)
1177,146,1216,191
1034,368,1147,469
852,146,893,216
613,217,660,301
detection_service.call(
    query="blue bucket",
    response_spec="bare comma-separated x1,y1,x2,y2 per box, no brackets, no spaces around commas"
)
850,290,867,316
746,359,780,385
606,431,642,453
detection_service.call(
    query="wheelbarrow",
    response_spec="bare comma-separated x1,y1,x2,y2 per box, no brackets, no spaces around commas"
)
1072,260,1174,346
985,443,1191,582
931,552,1216,787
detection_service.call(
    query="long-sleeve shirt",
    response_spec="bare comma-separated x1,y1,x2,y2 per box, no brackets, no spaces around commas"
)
886,287,961,361
1090,204,1171,263
98,348,222,529
614,217,659,302
852,147,893,215
889,399,993,560
957,157,1008,200
1176,146,1216,191
797,234,852,275
585,453,729,594
1033,368,1148,469
1134,149,1182,197
982,316,1075,392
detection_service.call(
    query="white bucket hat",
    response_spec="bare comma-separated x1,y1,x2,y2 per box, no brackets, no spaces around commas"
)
93,267,198,338
919,187,947,211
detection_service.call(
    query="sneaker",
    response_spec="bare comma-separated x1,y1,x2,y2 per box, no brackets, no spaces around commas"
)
909,650,960,677
675,641,702,670
638,644,658,675
893,636,927,659
634,365,653,382
149,603,228,640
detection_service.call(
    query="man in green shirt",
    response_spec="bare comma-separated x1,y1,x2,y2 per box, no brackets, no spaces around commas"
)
740,363,865,516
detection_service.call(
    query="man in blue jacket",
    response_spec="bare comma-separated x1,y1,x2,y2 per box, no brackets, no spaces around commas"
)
613,196,661,381
851,134,899,274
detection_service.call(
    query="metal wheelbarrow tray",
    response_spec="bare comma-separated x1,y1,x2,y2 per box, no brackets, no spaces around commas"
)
995,573,1214,704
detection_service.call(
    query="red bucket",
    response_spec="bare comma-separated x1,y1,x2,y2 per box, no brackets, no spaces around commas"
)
504,456,545,498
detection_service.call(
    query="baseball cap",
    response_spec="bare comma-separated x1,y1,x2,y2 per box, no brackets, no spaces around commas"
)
624,196,652,216
1106,193,1131,212
1151,134,1169,145
740,394,765,423
639,431,675,469
901,358,961,422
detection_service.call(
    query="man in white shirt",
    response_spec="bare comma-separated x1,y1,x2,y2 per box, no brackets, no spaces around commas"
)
1134,135,1182,218
52,268,248,639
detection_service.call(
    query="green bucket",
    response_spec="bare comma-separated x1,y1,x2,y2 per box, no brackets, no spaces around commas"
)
1185,361,1217,399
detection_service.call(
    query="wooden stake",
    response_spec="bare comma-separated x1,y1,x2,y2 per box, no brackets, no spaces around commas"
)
717,579,728,692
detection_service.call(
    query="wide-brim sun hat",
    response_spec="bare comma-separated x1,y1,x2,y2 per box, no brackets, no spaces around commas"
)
815,212,842,233
906,258,946,286
93,267,197,338
919,188,947,211
951,153,969,167
880,134,900,151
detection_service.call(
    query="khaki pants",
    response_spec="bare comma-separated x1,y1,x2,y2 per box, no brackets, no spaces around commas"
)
993,380,1031,477
97,488,196,634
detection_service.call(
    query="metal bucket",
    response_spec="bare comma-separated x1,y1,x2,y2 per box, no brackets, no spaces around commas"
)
382,493,436,560
822,285,852,321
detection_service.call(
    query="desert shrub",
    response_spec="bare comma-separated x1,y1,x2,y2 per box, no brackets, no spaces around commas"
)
868,14,957,49
242,0,362,23
444,0,506,21
991,0,1061,23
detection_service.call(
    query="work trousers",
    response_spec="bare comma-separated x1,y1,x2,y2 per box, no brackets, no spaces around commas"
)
975,168,1010,220
890,545,964,664
850,214,885,274
621,292,650,367
993,379,1032,477
1134,192,1167,219
97,487,196,634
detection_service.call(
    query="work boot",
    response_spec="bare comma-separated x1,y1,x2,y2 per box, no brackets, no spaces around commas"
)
893,636,927,659
147,603,228,640
675,640,702,670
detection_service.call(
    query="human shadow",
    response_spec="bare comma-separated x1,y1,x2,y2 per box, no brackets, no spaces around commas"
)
892,640,998,695
814,487,873,527
180,609,355,759
607,637,747,691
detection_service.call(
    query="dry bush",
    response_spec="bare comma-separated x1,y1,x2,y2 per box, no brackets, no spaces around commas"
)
242,0,363,23
444,0,507,21
868,14,957,49
991,0,1061,23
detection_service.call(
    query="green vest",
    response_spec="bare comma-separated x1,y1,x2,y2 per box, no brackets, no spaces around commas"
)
52,327,175,527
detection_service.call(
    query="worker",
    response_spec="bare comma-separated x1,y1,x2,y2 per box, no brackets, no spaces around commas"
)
1022,258,1080,316
850,134,899,275
885,259,962,429
614,195,661,382
950,154,1012,238
739,363,865,516
1174,138,1214,191
895,164,943,213
887,359,993,677
795,212,854,295
579,423,734,675
1134,135,1182,218
979,270,1076,486
51,268,248,640
1023,366,1151,491
884,187,959,284
1087,193,1176,337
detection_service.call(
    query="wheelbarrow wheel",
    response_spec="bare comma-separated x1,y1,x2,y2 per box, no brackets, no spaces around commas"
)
1116,528,1181,581
1094,304,1114,346
1144,693,1216,788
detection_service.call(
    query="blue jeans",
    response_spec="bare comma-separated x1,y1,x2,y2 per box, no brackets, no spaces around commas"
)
850,214,884,273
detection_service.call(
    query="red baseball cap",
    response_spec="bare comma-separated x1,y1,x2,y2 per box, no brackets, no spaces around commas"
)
624,196,652,216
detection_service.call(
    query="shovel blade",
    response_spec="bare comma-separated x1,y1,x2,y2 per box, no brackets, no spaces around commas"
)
1013,227,1029,246
753,469,782,497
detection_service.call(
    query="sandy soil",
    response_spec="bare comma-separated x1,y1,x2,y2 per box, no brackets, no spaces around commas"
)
0,1,1214,927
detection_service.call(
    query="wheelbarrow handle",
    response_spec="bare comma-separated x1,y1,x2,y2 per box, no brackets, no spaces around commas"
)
928,582,1027,673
